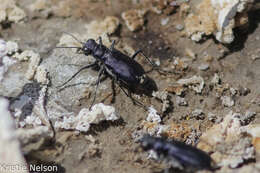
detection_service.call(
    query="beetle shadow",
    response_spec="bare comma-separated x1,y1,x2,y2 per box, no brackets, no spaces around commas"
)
139,76,158,96
221,10,260,54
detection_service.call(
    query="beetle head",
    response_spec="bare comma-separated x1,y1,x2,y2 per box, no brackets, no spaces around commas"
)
82,39,97,55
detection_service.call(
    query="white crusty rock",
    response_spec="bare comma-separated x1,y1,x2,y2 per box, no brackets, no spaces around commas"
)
177,75,205,93
198,111,256,168
176,96,188,106
0,98,28,173
185,0,256,43
55,103,119,132
121,9,147,31
0,0,27,23
58,16,120,51
152,91,170,113
86,16,120,36
35,65,49,84
0,39,7,57
211,73,221,84
191,109,205,119
198,63,209,71
22,50,41,80
0,39,17,81
147,106,161,123
6,41,19,54
221,96,234,107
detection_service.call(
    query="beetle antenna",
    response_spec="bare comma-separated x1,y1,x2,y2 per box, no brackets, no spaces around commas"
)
62,31,84,45
55,46,81,49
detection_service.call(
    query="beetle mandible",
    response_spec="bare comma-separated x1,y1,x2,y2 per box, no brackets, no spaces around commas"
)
56,33,158,110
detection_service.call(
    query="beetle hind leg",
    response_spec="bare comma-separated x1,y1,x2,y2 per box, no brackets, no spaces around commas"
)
117,84,147,111
104,66,147,110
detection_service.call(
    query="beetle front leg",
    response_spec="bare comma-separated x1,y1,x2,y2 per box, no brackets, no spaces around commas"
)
110,40,116,51
89,65,105,110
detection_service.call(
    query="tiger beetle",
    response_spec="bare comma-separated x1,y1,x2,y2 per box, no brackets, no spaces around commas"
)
140,135,214,172
56,33,159,110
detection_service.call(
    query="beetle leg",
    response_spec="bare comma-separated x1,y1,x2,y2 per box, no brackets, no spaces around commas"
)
104,66,147,110
57,61,98,88
131,50,156,66
98,36,103,47
118,84,147,110
110,40,116,51
111,79,116,103
132,50,169,75
89,65,105,110
90,75,108,86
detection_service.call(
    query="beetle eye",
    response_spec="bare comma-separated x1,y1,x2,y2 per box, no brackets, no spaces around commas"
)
83,47,91,55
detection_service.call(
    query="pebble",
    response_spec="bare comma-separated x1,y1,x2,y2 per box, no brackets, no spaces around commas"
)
198,63,209,71
175,24,184,31
221,96,234,107
191,109,205,120
161,17,169,26
176,96,188,106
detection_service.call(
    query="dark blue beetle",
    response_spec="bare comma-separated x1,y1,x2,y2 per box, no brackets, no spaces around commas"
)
56,34,158,109
140,135,214,171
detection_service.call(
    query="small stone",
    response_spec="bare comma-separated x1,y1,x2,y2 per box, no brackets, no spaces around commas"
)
161,17,169,26
240,111,256,126
198,63,209,71
238,87,250,96
208,112,217,122
221,96,234,107
121,9,147,31
147,106,161,123
7,6,27,23
0,39,7,58
191,109,204,120
177,75,204,93
155,59,160,66
6,41,19,55
23,50,41,80
176,96,187,106
211,73,220,84
35,65,49,84
185,48,196,60
165,85,185,96
251,94,260,105
152,91,170,113
175,24,184,31
230,87,237,96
